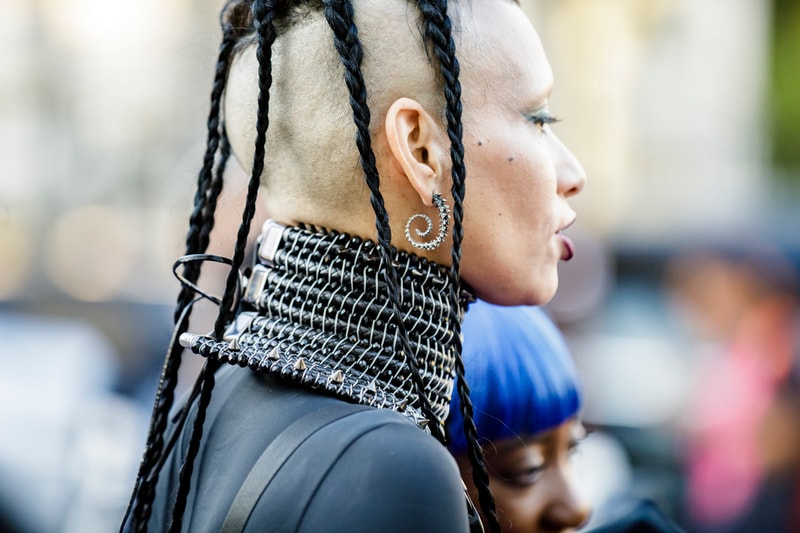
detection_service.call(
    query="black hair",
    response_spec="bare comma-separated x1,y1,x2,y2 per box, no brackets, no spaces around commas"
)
321,0,446,443
122,7,240,529
171,2,277,531
124,1,500,531
416,3,499,529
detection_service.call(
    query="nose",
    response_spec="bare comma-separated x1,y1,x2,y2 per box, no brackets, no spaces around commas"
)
541,467,591,531
551,133,586,198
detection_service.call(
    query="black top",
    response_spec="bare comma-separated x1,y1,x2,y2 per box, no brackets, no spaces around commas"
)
147,365,469,532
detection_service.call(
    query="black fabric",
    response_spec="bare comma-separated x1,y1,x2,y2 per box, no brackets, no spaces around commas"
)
145,366,469,532
587,500,685,533
221,403,371,532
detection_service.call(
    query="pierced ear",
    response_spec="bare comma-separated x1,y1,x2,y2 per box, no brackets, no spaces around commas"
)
385,97,447,207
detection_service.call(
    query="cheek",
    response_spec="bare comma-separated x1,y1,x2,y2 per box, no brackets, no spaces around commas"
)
459,228,558,306
458,234,510,299
492,485,546,532
486,160,558,234
458,138,561,304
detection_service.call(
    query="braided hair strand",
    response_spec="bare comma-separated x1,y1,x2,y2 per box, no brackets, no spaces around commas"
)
167,0,278,530
123,13,239,530
322,0,447,443
418,1,500,530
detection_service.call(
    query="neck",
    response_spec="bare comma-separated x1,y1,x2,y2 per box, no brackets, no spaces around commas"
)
180,220,472,430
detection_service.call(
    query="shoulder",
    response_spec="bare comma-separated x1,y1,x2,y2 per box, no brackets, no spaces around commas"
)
329,408,463,477
306,410,469,533
247,408,470,533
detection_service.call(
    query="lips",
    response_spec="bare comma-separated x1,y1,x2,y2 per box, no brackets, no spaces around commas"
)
556,218,576,261
559,233,575,261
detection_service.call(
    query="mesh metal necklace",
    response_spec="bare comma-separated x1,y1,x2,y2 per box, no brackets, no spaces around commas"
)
179,220,473,430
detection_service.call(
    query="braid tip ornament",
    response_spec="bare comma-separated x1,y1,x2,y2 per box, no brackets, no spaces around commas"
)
405,193,450,251
179,333,200,349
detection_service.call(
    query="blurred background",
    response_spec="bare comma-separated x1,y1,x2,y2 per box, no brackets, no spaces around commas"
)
1,0,799,531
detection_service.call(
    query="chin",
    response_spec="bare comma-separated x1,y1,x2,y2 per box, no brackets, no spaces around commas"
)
473,275,558,307
520,283,558,306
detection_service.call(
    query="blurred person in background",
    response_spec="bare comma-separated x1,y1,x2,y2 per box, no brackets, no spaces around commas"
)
448,300,683,533
666,246,800,533
446,300,590,532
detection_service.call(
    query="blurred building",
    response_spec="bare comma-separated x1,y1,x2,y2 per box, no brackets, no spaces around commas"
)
522,0,777,241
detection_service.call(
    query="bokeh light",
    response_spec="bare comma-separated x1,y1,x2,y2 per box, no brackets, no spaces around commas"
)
44,206,137,302
0,212,33,299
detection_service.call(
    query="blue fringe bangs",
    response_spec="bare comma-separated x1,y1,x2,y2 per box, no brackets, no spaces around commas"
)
446,300,582,455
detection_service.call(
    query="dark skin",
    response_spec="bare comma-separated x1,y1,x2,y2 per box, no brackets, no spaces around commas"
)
458,419,590,533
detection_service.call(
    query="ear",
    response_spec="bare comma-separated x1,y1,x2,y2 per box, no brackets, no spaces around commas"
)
384,97,447,207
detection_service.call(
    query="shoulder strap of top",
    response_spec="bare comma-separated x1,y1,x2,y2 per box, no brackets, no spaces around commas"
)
222,402,484,533
221,402,370,533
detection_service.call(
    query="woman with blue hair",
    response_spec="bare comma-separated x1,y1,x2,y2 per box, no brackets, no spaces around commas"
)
447,300,590,532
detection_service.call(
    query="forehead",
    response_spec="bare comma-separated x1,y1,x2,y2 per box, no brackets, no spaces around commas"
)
458,1,553,104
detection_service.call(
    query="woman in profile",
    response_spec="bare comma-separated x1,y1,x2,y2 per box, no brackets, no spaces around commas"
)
123,1,585,532
447,301,590,532
450,301,685,533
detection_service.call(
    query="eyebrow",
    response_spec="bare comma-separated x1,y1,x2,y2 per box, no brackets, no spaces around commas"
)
490,433,547,455
491,440,526,454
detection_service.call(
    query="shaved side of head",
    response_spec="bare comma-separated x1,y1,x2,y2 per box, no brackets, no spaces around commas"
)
224,0,453,227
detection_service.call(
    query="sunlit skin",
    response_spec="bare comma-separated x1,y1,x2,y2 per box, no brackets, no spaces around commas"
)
226,0,586,307
458,420,590,533
455,0,586,306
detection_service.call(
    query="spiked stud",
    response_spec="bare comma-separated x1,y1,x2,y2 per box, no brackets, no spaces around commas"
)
268,347,280,361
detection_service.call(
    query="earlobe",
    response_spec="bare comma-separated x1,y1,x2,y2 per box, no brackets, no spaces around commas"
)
385,97,446,206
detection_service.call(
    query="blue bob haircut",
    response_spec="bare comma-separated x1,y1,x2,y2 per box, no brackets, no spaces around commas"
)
446,300,582,455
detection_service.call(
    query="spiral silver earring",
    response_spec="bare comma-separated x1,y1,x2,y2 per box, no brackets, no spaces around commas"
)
405,193,450,251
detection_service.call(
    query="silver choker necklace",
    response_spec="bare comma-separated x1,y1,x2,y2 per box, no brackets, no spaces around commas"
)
179,221,473,430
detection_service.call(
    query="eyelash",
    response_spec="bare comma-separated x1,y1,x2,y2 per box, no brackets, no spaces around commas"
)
497,441,583,487
525,113,561,131
495,464,545,488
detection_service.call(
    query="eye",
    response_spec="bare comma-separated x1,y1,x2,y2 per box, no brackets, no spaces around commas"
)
569,424,590,455
495,464,546,488
525,111,561,133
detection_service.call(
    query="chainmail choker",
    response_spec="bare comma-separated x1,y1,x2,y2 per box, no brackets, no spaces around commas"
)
179,220,472,430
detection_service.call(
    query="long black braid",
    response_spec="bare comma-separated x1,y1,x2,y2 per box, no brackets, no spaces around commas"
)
321,0,447,444
199,130,232,253
123,11,239,530
418,2,499,530
165,133,234,533
323,1,498,527
167,1,278,531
